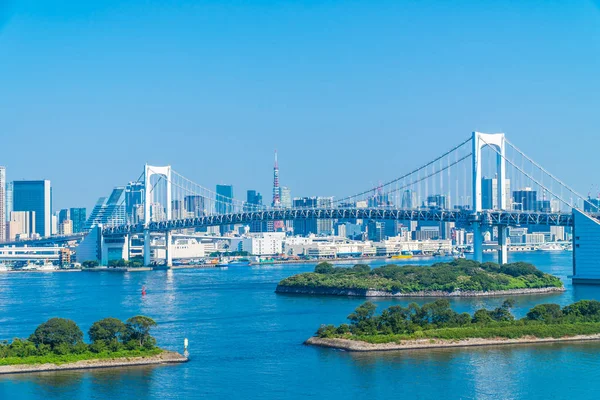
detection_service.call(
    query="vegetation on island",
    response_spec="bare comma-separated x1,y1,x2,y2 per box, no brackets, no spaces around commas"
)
278,259,563,294
0,315,160,366
316,299,600,343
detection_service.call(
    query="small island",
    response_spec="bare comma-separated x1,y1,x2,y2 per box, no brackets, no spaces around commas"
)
306,299,600,352
276,259,564,297
0,315,187,375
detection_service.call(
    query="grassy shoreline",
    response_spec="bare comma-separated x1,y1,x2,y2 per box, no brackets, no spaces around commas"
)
278,260,563,296
0,348,163,366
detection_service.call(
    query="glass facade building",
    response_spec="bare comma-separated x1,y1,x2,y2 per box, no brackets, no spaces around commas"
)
70,207,87,233
13,180,52,237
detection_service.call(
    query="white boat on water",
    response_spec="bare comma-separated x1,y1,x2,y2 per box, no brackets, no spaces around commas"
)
538,243,563,252
0,264,10,272
37,262,59,271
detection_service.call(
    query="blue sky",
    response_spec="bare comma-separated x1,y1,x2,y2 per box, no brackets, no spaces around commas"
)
1,0,600,211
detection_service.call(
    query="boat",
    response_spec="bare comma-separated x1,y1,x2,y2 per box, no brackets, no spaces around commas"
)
538,243,563,252
0,264,10,272
37,262,59,271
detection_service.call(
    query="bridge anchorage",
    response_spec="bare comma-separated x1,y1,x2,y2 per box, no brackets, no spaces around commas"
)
80,131,600,283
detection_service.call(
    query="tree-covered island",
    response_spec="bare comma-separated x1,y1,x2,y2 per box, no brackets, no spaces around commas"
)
0,315,187,373
306,299,600,351
276,259,564,297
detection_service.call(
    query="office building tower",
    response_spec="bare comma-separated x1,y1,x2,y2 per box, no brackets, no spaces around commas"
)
59,219,73,235
426,194,447,209
481,177,511,210
401,190,417,209
7,211,36,240
246,190,264,232
70,208,87,233
6,182,12,222
292,197,318,236
317,196,334,234
512,188,537,211
367,220,386,241
280,187,292,208
0,167,4,241
584,197,600,213
216,185,234,214
13,180,52,237
125,181,144,224
185,195,206,217
58,209,70,226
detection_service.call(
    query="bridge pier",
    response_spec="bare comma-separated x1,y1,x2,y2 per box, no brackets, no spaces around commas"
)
473,224,483,263
497,226,508,265
144,229,151,266
165,230,173,267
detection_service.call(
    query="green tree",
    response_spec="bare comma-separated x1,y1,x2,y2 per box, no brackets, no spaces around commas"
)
352,264,371,273
472,309,493,324
82,260,99,268
88,317,127,343
124,316,157,347
315,262,334,274
348,302,377,324
526,303,563,322
29,318,84,349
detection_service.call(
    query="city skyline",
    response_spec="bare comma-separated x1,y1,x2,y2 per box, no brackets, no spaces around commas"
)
2,1,600,211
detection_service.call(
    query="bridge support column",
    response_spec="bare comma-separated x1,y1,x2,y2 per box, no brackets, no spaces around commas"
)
144,229,151,266
497,226,508,265
165,230,173,267
473,224,483,263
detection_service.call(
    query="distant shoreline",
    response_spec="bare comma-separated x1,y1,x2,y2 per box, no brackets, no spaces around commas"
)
0,350,188,375
276,285,565,297
305,335,600,352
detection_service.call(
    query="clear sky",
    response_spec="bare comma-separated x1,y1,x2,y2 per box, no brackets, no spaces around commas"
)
1,0,599,211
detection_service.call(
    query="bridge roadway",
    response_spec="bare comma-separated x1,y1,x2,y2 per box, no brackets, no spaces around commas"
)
101,207,575,236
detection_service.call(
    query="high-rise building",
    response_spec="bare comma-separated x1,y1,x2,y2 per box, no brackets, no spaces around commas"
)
367,220,385,242
59,219,73,235
246,190,264,232
317,196,334,234
7,211,36,240
426,194,447,209
58,209,70,226
401,190,417,209
482,177,511,210
216,185,234,214
70,208,87,233
6,182,12,222
292,197,318,236
125,182,144,224
512,188,537,211
185,195,206,217
0,167,5,242
85,187,126,230
584,197,600,213
13,180,52,237
280,187,292,208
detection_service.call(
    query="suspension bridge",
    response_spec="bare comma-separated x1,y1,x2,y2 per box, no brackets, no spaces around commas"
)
83,132,600,282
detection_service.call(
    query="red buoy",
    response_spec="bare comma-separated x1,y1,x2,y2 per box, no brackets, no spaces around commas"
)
142,285,147,296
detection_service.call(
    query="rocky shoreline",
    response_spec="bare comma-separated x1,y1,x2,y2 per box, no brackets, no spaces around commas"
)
305,334,600,352
276,285,565,297
0,350,188,375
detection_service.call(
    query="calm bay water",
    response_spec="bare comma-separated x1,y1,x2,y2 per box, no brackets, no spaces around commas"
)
1,252,600,399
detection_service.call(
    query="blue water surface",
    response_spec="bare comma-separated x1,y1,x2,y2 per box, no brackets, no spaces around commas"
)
0,252,599,399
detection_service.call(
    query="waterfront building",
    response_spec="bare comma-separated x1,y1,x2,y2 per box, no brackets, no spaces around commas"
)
238,232,284,256
0,167,4,242
85,187,126,230
13,180,52,237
